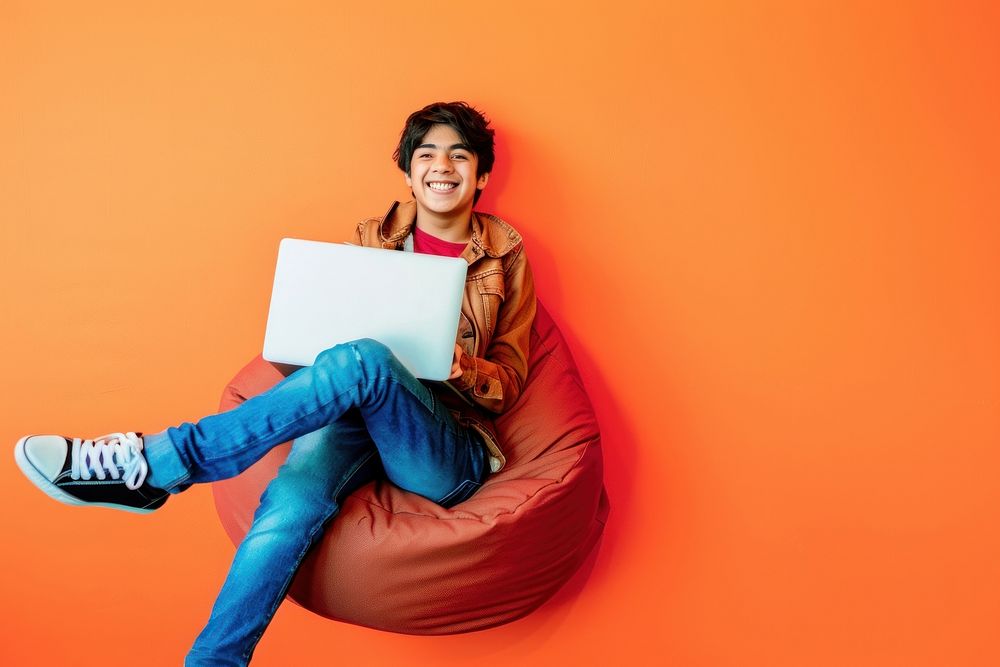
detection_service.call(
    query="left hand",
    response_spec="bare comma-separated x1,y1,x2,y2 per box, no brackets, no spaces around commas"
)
449,344,464,380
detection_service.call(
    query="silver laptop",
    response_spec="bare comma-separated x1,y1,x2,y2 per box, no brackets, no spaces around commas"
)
262,238,467,381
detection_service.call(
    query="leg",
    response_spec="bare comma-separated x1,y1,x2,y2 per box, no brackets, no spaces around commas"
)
183,342,486,664
13,340,488,665
355,354,488,507
145,338,485,502
185,413,381,667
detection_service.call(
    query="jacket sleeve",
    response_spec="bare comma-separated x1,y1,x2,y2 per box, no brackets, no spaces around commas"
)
450,244,537,414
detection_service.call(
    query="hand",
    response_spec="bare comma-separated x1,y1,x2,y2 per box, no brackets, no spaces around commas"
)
449,344,463,380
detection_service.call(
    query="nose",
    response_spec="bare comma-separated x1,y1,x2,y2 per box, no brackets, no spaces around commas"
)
431,153,453,173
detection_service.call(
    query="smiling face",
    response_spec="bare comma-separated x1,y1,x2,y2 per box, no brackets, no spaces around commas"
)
405,124,489,236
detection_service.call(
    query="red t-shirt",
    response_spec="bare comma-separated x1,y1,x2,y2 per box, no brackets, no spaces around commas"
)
412,225,468,258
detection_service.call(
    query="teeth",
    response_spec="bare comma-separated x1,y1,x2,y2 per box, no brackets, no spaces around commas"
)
428,182,457,191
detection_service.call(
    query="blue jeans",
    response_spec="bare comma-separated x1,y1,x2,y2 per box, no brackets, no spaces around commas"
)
142,338,487,666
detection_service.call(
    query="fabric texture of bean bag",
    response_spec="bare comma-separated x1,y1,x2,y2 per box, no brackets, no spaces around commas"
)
211,301,609,634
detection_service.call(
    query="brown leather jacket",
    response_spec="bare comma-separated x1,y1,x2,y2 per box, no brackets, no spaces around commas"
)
353,200,537,471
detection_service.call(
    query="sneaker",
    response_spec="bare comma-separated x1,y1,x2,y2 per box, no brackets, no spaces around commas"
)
14,432,168,513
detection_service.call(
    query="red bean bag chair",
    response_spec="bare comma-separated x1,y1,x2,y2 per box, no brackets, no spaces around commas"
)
211,302,609,634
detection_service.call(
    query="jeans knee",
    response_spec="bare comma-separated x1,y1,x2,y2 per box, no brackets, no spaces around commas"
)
313,342,356,374
314,338,392,375
349,338,393,367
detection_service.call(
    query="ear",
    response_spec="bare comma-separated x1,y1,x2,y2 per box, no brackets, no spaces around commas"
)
477,172,490,191
404,171,413,188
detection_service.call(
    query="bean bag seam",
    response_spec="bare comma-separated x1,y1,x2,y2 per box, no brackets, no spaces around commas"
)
528,330,591,399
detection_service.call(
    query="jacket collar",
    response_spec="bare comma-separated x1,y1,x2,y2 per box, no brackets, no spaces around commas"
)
377,200,521,260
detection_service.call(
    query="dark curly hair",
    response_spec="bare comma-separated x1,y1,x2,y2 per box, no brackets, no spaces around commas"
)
393,101,496,203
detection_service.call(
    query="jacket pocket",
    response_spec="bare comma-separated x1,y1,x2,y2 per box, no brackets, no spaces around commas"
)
476,273,506,337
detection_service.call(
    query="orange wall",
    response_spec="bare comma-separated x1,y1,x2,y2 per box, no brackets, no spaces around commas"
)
2,2,999,665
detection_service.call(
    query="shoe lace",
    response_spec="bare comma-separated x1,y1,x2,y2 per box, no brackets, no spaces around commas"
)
71,432,149,490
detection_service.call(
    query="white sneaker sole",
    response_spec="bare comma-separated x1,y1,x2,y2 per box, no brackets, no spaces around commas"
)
14,436,161,515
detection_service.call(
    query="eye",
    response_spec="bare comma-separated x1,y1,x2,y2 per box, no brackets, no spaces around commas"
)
451,153,468,160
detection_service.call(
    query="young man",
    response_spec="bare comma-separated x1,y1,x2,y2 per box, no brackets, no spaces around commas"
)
14,101,536,666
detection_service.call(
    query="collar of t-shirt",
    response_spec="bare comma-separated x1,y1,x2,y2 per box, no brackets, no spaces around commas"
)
406,225,469,258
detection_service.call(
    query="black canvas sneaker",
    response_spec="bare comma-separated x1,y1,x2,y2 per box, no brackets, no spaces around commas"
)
14,432,168,513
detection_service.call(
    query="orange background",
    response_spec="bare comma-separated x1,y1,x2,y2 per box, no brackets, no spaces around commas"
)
2,2,999,665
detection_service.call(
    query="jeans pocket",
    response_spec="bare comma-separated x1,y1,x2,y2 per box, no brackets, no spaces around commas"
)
437,479,482,508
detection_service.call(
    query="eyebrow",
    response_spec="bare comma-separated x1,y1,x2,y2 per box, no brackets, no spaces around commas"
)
416,143,473,152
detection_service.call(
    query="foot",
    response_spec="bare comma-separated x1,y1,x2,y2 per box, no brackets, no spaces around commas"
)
14,432,168,513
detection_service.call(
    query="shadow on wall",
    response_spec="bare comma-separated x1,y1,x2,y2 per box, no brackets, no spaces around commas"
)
465,126,645,647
